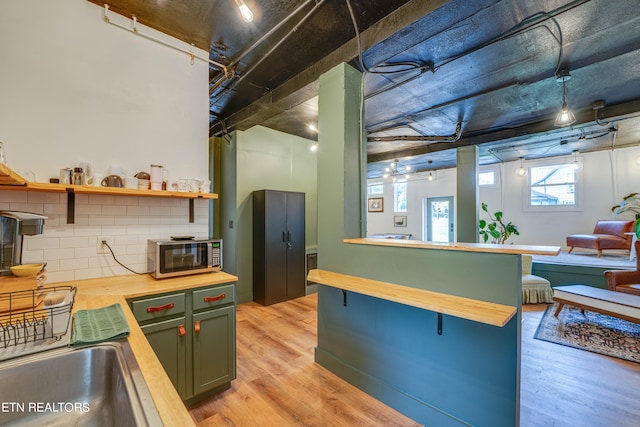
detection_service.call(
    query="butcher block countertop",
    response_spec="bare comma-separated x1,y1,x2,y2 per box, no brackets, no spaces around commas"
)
65,271,238,427
345,237,561,255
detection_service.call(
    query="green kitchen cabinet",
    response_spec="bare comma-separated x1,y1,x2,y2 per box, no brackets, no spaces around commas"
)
193,305,235,395
141,316,188,396
128,282,236,402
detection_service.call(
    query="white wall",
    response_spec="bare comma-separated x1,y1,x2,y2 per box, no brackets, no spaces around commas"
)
367,168,457,240
229,125,318,302
0,1,210,282
367,145,640,249
0,0,209,183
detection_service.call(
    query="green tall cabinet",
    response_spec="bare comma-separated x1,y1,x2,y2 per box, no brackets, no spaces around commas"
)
128,282,236,403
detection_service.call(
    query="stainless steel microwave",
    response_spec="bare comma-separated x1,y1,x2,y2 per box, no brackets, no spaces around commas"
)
148,238,222,279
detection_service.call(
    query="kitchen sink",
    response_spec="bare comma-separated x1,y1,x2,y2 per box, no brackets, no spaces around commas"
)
0,341,162,426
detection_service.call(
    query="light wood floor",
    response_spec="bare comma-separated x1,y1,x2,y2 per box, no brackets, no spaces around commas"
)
189,295,640,426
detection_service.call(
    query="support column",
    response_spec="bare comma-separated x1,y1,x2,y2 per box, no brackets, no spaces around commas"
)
456,145,479,242
317,63,365,267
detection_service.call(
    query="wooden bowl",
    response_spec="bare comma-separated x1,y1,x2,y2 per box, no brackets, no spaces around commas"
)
10,264,45,277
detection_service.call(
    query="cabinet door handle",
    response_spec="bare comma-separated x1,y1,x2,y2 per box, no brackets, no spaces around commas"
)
194,320,201,333
178,324,186,337
203,293,226,303
146,302,175,313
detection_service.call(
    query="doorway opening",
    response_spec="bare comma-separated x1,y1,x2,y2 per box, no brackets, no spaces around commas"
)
424,196,454,242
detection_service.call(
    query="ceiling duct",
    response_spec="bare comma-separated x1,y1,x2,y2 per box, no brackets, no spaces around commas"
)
367,120,462,143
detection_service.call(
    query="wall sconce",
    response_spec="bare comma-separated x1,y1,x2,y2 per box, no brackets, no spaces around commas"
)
515,157,528,176
554,69,576,127
234,0,254,22
571,150,583,171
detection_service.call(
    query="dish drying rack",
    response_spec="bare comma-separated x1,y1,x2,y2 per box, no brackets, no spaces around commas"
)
0,286,77,360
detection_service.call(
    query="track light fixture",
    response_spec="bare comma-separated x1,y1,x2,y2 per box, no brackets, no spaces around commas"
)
234,0,254,22
554,69,576,127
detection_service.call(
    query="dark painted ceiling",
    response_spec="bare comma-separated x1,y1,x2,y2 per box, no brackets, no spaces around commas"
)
91,0,640,178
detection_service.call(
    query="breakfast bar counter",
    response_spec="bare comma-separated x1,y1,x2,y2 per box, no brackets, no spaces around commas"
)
65,271,238,427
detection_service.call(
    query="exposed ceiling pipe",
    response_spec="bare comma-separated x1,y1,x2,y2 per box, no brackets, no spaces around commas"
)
209,0,325,95
368,120,462,143
361,0,592,147
102,5,229,76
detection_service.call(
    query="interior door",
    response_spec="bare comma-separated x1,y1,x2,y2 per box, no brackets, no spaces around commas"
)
264,190,288,303
285,192,306,299
425,196,454,242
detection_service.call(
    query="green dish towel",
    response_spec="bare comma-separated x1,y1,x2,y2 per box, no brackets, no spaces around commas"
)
70,303,130,347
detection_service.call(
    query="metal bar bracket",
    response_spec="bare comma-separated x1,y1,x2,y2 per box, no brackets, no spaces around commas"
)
437,312,443,335
66,188,75,224
342,289,347,307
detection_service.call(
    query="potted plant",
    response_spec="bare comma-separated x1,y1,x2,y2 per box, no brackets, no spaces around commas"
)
478,202,520,244
612,193,640,237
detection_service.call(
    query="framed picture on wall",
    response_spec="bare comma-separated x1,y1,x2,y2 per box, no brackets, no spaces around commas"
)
394,216,407,227
368,197,384,212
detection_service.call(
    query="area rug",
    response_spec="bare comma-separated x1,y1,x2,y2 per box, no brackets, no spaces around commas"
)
534,304,640,363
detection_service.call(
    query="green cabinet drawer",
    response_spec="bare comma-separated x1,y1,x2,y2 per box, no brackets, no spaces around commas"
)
131,292,186,322
192,284,235,311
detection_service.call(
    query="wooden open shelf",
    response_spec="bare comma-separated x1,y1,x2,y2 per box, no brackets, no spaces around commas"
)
1,181,217,200
307,269,517,327
0,163,216,223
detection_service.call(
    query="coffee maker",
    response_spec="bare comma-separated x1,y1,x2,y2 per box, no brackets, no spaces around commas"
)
0,211,47,276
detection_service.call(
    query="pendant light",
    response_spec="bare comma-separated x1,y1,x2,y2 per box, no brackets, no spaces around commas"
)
554,69,576,127
427,160,435,181
571,150,583,171
515,157,528,177
383,159,411,181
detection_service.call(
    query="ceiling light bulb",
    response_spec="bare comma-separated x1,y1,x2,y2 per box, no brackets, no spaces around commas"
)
383,173,389,179
404,174,410,179
428,172,434,181
384,167,390,172
234,0,254,22
555,102,576,127
515,157,528,177
308,124,318,132
405,165,411,171
571,150,583,171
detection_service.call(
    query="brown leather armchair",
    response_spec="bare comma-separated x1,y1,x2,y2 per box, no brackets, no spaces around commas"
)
566,220,635,257
604,240,640,296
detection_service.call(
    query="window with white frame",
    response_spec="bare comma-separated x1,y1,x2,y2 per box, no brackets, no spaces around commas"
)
394,181,407,212
479,170,496,186
368,183,383,195
527,161,581,207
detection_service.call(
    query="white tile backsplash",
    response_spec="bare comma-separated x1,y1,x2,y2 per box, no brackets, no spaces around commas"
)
9,190,209,283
